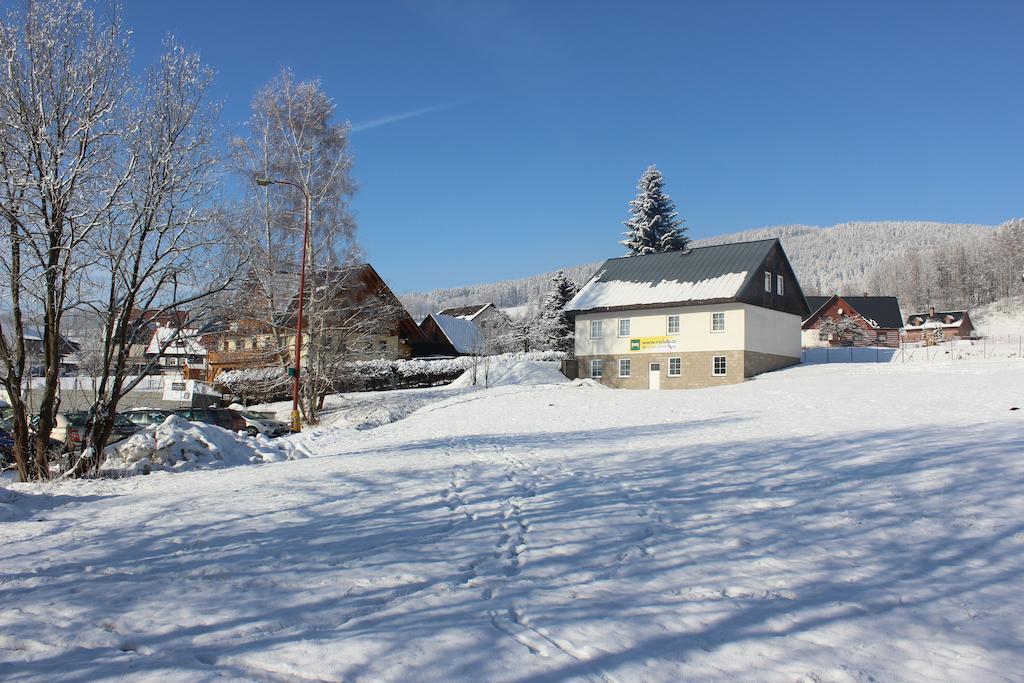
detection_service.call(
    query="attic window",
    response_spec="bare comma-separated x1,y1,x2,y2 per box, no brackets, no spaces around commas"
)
777,274,784,296
764,271,772,292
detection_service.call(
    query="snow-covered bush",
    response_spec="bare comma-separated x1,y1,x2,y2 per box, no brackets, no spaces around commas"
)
217,352,569,403
102,415,305,475
214,366,291,404
341,351,568,391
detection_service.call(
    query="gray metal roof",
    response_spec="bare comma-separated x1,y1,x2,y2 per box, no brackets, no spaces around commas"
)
565,239,778,312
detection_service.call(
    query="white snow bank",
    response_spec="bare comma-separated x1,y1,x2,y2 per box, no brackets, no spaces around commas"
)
450,358,568,388
101,415,305,475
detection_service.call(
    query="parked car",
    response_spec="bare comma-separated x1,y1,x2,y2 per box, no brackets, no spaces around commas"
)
236,410,290,438
0,419,15,470
172,407,247,432
1,416,83,468
32,412,143,454
121,408,174,427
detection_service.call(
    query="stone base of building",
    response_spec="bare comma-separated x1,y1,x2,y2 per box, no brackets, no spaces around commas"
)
577,350,799,390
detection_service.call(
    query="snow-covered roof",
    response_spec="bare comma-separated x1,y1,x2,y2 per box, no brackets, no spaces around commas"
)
438,304,493,321
146,328,207,356
568,272,749,312
429,314,485,354
904,310,969,330
565,239,779,312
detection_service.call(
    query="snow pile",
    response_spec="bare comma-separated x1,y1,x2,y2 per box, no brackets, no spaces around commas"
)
450,358,568,388
101,415,304,475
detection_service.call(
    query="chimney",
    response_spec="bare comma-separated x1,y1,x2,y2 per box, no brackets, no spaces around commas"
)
928,306,936,317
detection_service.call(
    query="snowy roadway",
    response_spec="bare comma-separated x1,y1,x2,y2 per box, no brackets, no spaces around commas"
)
2,360,1023,681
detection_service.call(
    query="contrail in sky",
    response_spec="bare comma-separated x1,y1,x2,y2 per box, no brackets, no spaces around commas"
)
350,97,474,132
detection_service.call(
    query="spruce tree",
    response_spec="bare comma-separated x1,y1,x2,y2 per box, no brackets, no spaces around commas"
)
539,271,579,353
621,165,688,256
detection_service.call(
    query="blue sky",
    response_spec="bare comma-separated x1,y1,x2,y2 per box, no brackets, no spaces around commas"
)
123,1,1024,293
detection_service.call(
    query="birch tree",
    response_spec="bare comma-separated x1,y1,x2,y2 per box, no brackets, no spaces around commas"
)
232,70,359,424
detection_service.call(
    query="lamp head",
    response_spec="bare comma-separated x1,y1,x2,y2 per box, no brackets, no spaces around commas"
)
255,177,273,187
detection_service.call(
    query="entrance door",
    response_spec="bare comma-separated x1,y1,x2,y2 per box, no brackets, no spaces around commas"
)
649,362,661,390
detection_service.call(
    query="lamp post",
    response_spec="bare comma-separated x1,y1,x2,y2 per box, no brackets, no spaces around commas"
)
256,176,310,433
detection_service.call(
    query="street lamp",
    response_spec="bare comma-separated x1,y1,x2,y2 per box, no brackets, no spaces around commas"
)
256,176,310,433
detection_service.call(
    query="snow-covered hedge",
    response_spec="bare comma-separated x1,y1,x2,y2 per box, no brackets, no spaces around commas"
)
217,352,568,402
102,415,305,476
345,351,567,391
213,366,291,404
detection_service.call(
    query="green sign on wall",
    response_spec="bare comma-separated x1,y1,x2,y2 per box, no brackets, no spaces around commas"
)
630,339,641,351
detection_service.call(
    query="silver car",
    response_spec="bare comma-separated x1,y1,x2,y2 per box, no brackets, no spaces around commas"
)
237,410,290,437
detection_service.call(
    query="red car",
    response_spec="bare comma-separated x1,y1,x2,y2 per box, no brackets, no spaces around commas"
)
172,407,247,432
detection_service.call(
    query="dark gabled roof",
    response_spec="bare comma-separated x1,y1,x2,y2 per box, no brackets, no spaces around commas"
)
805,296,831,316
565,239,780,312
805,295,904,329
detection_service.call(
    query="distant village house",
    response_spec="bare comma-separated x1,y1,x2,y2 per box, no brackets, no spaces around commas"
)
904,307,976,344
802,295,903,348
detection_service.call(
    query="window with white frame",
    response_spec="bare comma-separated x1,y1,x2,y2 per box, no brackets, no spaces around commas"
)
711,312,726,332
764,271,772,292
667,314,680,335
591,359,604,378
590,320,603,339
618,358,631,377
777,274,784,295
713,355,727,376
668,357,681,376
618,318,631,337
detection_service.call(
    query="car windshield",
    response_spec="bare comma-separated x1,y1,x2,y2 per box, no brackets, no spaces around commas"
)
114,415,138,428
64,412,90,426
239,411,266,420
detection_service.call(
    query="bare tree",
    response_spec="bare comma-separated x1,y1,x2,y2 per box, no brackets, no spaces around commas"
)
0,0,130,480
70,38,239,476
232,70,359,424
817,314,869,346
298,268,405,416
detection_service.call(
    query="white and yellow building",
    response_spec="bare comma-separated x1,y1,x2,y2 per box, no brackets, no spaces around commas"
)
565,239,810,389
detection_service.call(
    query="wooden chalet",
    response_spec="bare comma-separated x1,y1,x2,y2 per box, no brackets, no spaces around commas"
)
904,307,976,344
802,295,904,348
205,263,426,381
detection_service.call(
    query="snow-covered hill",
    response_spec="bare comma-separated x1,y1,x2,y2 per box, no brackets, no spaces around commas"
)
2,359,1022,681
400,221,996,318
971,295,1024,336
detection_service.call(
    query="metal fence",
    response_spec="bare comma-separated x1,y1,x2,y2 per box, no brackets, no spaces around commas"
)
802,335,1024,364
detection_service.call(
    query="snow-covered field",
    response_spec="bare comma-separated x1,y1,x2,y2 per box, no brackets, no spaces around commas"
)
2,359,1023,681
